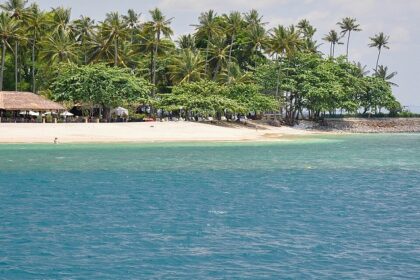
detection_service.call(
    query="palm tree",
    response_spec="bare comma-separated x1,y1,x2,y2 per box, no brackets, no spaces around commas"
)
297,20,319,53
369,32,389,71
72,16,95,64
323,30,343,57
192,10,220,76
268,25,303,119
0,0,27,19
219,62,252,84
49,7,72,35
353,62,370,77
208,37,231,80
169,49,204,84
40,32,78,64
123,9,140,43
177,34,195,50
143,8,173,94
248,25,267,66
24,3,46,92
297,19,316,39
101,12,128,66
240,10,267,66
337,17,361,60
244,9,266,29
223,11,242,81
374,65,398,87
1,0,28,91
0,12,19,90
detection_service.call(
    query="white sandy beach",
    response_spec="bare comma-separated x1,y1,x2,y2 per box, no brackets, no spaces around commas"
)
0,121,322,144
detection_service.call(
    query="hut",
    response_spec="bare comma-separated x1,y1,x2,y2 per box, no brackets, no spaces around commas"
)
0,91,64,122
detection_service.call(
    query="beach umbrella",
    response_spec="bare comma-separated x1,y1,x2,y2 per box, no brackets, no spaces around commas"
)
61,111,74,117
111,107,129,116
28,111,40,116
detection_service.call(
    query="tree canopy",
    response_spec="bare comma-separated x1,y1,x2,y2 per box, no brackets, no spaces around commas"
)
50,63,152,110
0,0,403,122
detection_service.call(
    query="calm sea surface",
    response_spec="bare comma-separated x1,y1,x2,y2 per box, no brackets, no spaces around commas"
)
0,135,419,279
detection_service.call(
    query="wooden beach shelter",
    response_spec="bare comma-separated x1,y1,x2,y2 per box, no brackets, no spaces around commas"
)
0,91,64,122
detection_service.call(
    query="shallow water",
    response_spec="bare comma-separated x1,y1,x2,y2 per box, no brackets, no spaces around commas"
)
1,135,419,279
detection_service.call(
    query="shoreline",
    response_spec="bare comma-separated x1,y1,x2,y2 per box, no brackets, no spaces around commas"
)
1,120,418,144
0,122,330,144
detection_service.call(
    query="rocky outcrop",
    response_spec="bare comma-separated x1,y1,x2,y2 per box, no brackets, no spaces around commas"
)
319,118,420,133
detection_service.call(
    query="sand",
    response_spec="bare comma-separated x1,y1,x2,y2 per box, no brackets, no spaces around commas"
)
0,121,323,144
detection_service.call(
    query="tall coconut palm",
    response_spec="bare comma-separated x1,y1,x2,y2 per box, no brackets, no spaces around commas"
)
374,65,398,87
369,32,389,71
297,20,318,53
25,3,46,92
0,12,19,90
1,0,28,91
248,25,267,66
244,9,266,29
0,0,28,19
192,10,220,76
169,49,204,84
101,12,128,66
337,17,361,60
123,9,140,43
72,16,95,64
244,9,267,63
297,19,316,39
50,7,71,35
223,11,242,80
209,37,231,80
143,8,173,94
267,25,287,98
322,30,343,57
40,32,78,64
268,25,303,118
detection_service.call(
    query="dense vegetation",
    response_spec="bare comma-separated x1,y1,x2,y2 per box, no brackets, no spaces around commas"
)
0,0,401,123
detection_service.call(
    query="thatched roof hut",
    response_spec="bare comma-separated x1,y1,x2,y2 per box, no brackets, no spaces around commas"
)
0,91,64,111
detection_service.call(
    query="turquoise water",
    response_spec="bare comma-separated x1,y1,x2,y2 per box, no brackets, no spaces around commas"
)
1,135,419,279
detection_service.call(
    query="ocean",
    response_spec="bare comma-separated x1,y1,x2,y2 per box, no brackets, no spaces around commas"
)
1,135,419,279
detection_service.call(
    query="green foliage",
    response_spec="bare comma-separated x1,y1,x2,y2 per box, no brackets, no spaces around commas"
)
254,53,400,120
158,80,278,117
0,1,404,121
224,83,279,113
50,63,153,108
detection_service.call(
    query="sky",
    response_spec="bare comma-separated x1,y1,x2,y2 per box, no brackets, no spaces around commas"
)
33,0,420,107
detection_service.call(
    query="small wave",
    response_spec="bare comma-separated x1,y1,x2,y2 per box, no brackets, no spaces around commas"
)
208,210,227,215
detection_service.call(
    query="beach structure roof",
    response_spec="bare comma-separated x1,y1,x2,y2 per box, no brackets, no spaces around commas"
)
0,91,64,111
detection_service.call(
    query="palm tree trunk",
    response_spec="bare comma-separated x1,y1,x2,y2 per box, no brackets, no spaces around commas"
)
332,43,335,57
14,41,18,91
32,38,36,93
205,40,210,76
213,60,221,80
150,50,154,83
275,54,280,99
152,32,160,96
330,42,333,57
346,31,351,60
375,47,382,72
228,34,235,82
0,40,5,91
114,38,118,66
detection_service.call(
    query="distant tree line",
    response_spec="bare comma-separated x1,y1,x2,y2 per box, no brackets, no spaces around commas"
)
0,0,401,123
